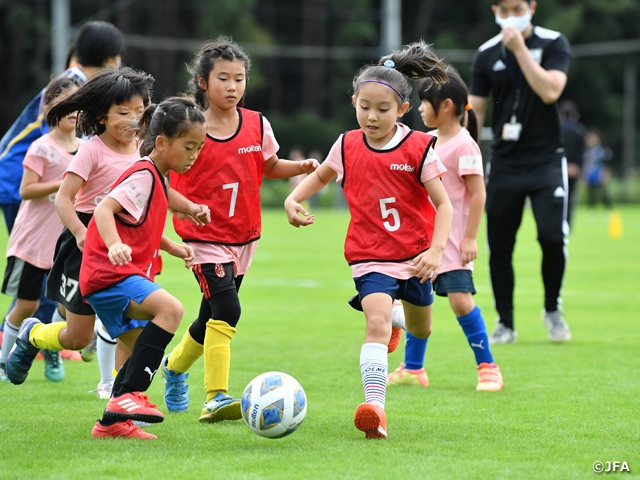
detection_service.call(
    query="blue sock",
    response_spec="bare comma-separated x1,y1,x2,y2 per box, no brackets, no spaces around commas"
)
457,306,494,365
404,332,428,370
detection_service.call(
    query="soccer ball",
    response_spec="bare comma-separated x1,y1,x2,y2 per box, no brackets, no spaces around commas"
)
241,371,307,439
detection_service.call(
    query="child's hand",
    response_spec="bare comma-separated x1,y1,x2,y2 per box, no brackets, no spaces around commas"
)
166,241,196,268
284,197,314,228
412,250,442,283
174,204,211,226
108,242,132,266
300,158,320,175
74,227,87,252
461,238,478,265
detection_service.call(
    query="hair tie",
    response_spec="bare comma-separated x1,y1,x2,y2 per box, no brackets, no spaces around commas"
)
383,59,395,68
464,103,473,111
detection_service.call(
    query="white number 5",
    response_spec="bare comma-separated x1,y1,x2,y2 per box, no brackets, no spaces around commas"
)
223,182,239,217
379,197,400,232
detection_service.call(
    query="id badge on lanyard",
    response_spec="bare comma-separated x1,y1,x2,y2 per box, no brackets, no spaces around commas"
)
501,46,523,142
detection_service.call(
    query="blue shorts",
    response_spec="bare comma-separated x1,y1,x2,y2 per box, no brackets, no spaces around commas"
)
432,270,477,297
350,272,435,311
84,276,159,339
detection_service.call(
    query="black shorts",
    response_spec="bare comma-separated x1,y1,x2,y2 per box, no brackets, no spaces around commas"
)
191,262,237,299
45,212,95,315
2,257,48,301
432,270,477,297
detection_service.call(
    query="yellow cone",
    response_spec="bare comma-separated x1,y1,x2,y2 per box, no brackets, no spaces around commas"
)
607,210,623,239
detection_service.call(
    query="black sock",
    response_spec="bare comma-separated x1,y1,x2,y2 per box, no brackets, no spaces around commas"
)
111,322,174,398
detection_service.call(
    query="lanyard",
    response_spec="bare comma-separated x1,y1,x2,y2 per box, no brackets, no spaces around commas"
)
501,44,523,116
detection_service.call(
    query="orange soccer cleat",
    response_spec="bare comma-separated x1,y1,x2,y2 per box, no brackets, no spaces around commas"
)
354,403,388,439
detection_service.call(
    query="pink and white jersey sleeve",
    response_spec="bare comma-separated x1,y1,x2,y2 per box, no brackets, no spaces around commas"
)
6,135,82,269
261,116,279,160
107,170,155,225
433,128,484,273
66,136,140,214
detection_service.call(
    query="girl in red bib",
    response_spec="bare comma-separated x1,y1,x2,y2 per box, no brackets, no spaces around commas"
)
161,38,319,422
285,41,453,439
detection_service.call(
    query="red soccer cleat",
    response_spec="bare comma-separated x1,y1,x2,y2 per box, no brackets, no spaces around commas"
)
104,392,165,424
91,419,156,439
354,403,388,439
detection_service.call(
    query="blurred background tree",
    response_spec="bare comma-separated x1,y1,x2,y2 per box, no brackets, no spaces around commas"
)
0,0,638,202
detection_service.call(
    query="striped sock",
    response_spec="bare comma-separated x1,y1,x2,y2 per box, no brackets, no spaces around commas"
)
360,343,388,409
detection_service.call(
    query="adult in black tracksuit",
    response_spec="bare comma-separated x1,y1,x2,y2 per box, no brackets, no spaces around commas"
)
469,0,571,343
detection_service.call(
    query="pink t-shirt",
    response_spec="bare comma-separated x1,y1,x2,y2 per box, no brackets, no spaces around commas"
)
187,116,279,275
324,123,448,279
6,135,83,269
432,128,484,273
108,167,156,225
66,135,141,214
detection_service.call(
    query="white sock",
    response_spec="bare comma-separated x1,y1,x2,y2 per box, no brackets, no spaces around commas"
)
1,318,20,364
360,342,388,409
391,303,406,330
96,327,116,384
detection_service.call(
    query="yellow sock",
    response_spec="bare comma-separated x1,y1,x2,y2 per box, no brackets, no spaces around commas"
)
29,322,65,350
204,319,236,402
166,328,203,373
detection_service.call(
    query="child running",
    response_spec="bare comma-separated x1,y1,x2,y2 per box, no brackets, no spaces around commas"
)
52,97,202,439
0,77,82,382
161,37,318,423
284,41,453,439
5,68,208,391
388,68,504,392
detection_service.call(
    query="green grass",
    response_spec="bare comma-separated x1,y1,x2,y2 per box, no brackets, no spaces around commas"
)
0,206,638,479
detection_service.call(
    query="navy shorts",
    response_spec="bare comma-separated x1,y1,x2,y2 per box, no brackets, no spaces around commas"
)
350,272,435,311
84,275,157,339
432,269,477,297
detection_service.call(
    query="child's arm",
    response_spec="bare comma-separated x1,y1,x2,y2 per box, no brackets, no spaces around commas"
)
19,167,62,200
160,235,195,269
93,196,131,266
461,174,486,265
264,154,319,179
167,187,211,226
55,172,88,251
284,162,337,227
412,178,453,283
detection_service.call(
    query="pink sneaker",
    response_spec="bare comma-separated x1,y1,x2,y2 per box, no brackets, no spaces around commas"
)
388,362,429,386
476,363,504,392
354,403,387,439
388,301,403,353
61,350,83,361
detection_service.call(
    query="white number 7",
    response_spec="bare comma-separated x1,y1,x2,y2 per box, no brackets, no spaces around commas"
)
223,182,239,217
380,197,400,232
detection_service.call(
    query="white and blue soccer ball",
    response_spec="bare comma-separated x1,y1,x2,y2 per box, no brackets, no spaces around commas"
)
241,371,307,439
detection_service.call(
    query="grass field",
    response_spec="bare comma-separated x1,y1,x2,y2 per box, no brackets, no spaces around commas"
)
0,205,638,479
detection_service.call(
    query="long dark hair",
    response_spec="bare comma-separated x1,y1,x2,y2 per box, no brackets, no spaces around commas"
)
353,40,448,108
418,67,478,143
43,77,81,127
46,66,154,136
188,37,251,109
137,97,206,157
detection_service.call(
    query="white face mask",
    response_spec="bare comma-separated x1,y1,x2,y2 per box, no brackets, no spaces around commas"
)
495,11,532,33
